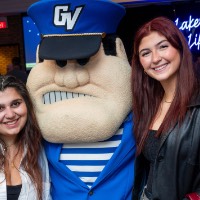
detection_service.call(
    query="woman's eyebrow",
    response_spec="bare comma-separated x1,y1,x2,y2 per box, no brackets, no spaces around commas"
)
139,39,168,55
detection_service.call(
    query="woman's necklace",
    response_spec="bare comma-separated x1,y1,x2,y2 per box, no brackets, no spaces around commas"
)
164,99,172,103
163,95,174,103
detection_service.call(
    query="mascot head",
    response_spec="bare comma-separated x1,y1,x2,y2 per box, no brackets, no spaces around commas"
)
27,0,132,143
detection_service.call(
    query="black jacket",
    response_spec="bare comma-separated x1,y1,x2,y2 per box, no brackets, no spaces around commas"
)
132,94,200,200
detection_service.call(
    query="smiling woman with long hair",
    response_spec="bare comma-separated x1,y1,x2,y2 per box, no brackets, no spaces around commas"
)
0,75,51,200
131,16,200,200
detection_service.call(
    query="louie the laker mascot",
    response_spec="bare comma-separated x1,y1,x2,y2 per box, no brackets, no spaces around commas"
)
27,0,136,199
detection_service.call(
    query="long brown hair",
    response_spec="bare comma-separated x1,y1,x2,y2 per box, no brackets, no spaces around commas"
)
0,75,43,199
131,16,198,154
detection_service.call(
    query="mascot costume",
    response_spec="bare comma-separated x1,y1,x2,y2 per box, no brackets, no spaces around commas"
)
27,0,136,199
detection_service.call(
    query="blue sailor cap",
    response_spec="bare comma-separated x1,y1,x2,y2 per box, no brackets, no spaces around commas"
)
28,0,126,60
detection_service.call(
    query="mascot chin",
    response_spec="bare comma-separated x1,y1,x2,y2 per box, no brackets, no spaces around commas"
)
27,0,136,199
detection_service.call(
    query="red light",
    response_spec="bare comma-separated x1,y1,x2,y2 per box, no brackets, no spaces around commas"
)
0,21,7,29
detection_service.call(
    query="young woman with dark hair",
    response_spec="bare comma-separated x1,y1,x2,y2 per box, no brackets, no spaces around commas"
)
0,75,51,200
131,16,200,200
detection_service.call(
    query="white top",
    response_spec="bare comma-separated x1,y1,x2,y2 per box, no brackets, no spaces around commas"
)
0,146,51,200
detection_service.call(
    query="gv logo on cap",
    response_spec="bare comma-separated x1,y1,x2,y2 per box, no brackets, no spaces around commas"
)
54,5,84,30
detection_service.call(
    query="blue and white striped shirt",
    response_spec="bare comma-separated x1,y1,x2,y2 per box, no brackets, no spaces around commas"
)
59,128,123,188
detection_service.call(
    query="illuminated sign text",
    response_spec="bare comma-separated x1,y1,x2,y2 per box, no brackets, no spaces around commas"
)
175,15,200,51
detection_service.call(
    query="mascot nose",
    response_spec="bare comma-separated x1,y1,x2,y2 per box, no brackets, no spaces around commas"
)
54,62,90,88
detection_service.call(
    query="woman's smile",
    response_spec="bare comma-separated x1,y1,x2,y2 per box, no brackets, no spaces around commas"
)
139,31,181,83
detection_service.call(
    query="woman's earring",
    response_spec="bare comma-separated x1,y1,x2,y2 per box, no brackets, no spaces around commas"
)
144,70,147,75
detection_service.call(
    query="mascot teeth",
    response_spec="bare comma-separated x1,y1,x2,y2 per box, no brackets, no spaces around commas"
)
43,91,90,104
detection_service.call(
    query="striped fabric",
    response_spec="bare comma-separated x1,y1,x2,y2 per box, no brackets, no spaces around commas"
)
59,128,123,188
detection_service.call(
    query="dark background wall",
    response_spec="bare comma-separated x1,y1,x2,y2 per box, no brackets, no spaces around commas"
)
0,1,200,73
117,1,200,63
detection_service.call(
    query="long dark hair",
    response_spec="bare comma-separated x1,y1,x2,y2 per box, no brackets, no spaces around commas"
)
131,16,198,154
0,75,43,199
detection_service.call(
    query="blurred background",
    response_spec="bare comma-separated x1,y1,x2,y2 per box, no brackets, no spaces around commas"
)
0,0,199,75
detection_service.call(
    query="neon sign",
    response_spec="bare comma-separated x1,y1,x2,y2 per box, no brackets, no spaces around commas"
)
175,15,200,51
